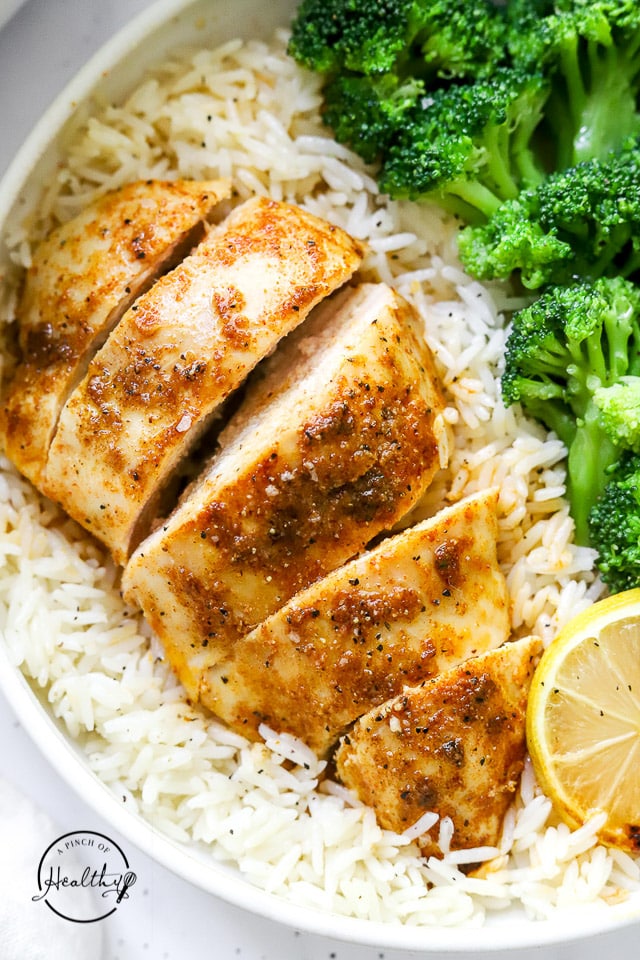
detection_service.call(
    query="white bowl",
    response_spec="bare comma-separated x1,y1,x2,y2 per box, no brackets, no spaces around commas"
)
0,0,28,31
1,0,639,951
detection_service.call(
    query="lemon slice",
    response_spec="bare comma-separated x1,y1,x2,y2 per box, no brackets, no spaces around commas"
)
526,589,640,852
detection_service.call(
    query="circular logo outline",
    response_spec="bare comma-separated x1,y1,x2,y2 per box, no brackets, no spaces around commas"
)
34,829,135,923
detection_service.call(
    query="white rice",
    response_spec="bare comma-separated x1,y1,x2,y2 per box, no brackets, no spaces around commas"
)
0,27,637,927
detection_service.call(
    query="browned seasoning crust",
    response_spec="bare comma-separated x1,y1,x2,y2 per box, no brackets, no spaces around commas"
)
203,489,509,756
41,196,364,564
122,283,448,701
0,178,232,486
335,635,543,858
2,174,545,860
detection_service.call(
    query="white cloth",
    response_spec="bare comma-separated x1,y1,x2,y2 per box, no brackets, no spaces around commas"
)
0,778,103,960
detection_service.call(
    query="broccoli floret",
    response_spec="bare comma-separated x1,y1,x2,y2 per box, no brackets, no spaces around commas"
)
418,0,507,82
507,0,556,28
288,0,426,76
459,143,640,288
291,2,517,190
378,67,549,221
589,452,640,592
593,376,640,451
290,0,640,232
288,0,507,81
502,277,640,544
322,73,425,164
509,1,640,169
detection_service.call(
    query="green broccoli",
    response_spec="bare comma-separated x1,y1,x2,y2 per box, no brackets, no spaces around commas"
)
509,1,640,169
288,1,517,213
417,0,507,82
288,0,507,81
593,377,640,452
459,143,640,288
377,67,549,221
507,0,556,31
288,0,424,76
289,1,640,224
321,73,425,164
502,277,640,544
589,452,640,592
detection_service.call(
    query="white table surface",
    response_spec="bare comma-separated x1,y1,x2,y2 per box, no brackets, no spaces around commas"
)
0,2,638,958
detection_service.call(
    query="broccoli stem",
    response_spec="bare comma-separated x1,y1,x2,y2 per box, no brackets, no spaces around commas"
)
603,305,638,380
511,107,547,188
521,397,577,448
437,180,504,222
514,144,545,189
588,232,627,279
580,333,610,385
555,33,587,169
578,224,640,282
566,401,620,543
574,42,640,164
548,35,640,168
482,124,520,201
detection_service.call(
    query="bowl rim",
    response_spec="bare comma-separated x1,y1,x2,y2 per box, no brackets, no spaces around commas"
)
1,0,639,950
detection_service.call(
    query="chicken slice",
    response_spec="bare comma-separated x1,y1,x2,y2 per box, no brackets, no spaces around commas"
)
43,197,364,564
203,489,508,756
0,178,231,486
335,635,543,858
122,282,448,701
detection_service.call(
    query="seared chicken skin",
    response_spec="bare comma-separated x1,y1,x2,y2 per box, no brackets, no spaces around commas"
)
123,283,448,701
43,197,364,563
336,635,543,857
204,490,508,756
1,178,231,486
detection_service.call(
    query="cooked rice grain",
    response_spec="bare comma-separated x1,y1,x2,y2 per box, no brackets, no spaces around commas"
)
1,28,637,926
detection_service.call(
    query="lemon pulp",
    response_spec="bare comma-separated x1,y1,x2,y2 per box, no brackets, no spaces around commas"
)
526,590,640,851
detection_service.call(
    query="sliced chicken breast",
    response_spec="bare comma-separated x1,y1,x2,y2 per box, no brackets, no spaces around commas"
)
203,489,508,756
122,282,448,701
335,635,543,858
1,178,231,486
43,197,364,563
